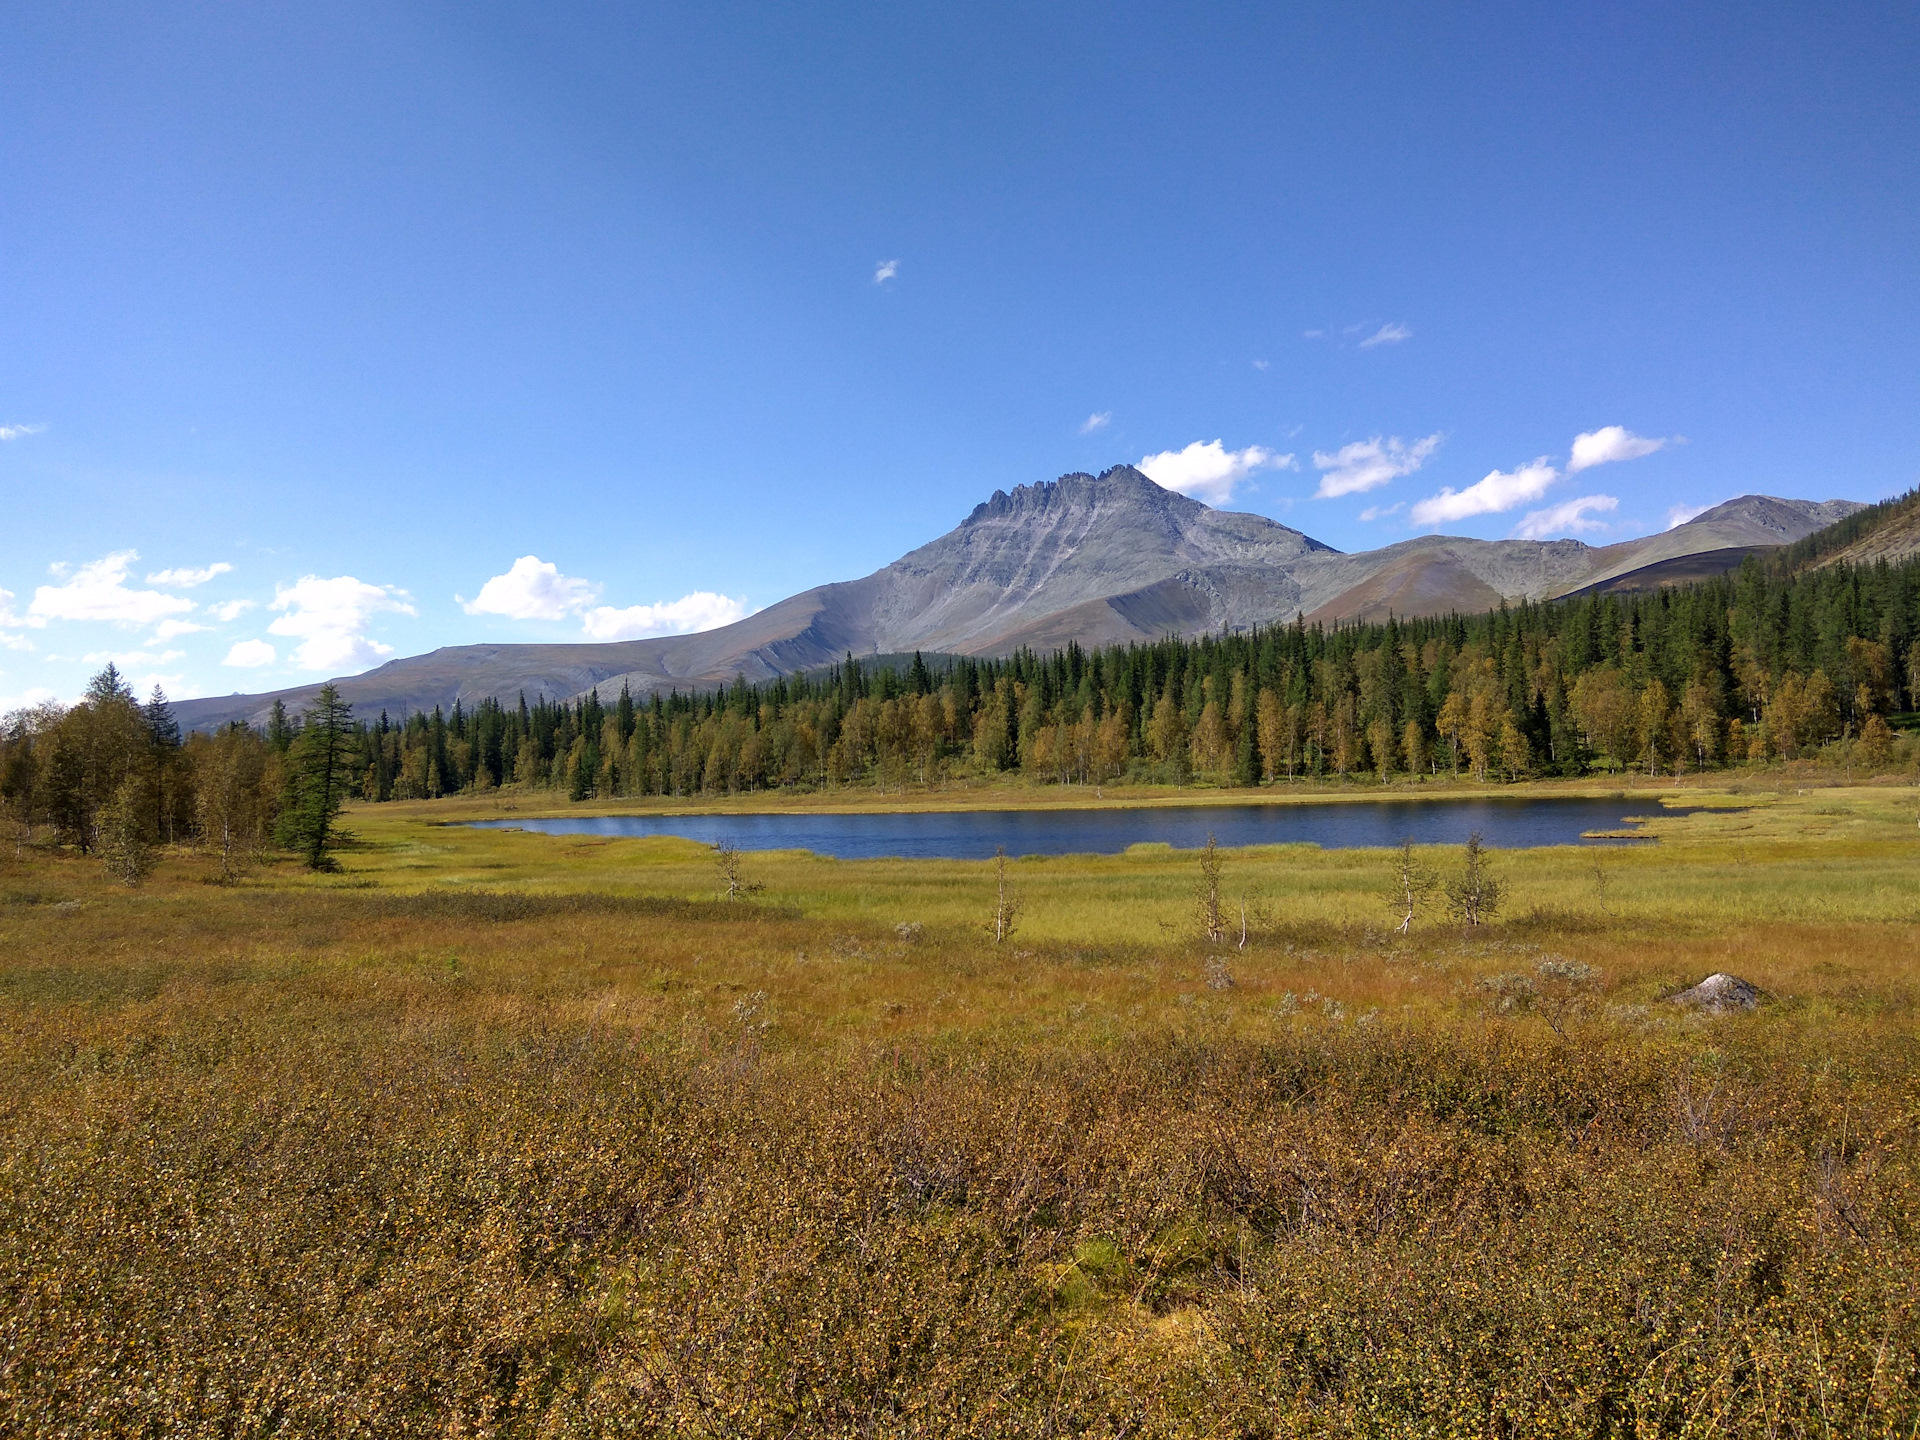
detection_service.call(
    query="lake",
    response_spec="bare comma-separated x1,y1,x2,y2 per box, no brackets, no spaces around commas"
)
468,795,1690,859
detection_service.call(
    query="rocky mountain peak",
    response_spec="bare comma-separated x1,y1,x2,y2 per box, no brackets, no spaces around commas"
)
964,465,1191,526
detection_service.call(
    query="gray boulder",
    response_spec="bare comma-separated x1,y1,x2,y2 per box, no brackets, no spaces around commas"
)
1669,973,1763,1013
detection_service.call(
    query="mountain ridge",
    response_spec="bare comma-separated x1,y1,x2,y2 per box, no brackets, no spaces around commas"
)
170,468,1867,732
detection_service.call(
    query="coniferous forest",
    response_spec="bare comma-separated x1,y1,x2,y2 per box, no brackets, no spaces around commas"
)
340,550,1920,801
4,551,1918,869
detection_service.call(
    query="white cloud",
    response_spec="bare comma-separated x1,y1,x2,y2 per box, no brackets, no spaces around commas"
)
1138,440,1295,506
873,258,899,285
581,592,753,641
0,594,33,648
1410,459,1559,527
1514,494,1619,540
1303,329,1325,340
0,423,46,441
147,562,233,588
1666,502,1713,529
459,556,601,621
1079,412,1111,434
0,587,41,645
223,639,277,668
267,575,415,673
1357,502,1403,522
152,619,209,640
29,551,196,628
1311,433,1442,498
80,647,186,667
1358,322,1412,348
0,686,59,713
1252,359,1270,371
459,557,755,642
1567,425,1669,473
208,599,256,622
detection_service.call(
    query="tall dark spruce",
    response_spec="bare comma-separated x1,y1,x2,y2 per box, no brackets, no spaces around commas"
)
277,684,356,870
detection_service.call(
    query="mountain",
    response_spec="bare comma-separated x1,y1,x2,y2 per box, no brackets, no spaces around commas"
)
170,468,1865,732
1779,485,1920,571
1554,496,1869,594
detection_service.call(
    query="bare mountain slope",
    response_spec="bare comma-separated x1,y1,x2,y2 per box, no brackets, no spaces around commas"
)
1556,496,1865,594
170,469,1868,732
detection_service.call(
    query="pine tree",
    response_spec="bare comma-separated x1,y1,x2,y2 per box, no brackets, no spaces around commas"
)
277,684,356,870
144,684,182,842
266,698,294,752
86,663,136,707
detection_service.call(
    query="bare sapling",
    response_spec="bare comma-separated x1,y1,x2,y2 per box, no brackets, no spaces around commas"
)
715,841,763,902
1445,831,1504,928
989,845,1020,944
1385,837,1438,934
1195,832,1225,945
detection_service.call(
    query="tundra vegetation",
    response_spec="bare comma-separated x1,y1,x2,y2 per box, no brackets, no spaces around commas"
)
2,769,1918,1435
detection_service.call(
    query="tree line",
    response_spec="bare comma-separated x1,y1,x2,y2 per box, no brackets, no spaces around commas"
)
0,667,355,876
4,548,1917,871
343,548,1920,798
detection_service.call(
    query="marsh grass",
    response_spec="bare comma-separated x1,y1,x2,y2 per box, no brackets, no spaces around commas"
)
0,785,1917,1434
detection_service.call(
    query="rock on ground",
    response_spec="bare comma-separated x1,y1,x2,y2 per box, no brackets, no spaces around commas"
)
1669,972,1763,1013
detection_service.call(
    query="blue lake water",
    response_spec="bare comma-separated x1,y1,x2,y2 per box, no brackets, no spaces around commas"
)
469,796,1692,859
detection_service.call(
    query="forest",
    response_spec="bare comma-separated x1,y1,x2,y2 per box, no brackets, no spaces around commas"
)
316,548,1920,800
3,549,1918,867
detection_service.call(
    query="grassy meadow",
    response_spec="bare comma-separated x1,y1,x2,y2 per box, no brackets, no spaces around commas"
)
3,776,1918,1435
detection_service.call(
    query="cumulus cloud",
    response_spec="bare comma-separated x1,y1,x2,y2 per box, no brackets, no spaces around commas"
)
459,556,751,643
873,259,899,285
1666,502,1713,530
152,619,209,640
1079,412,1111,434
267,575,415,673
1311,433,1442,498
1409,459,1560,527
1567,425,1669,473
1138,440,1295,506
147,562,233,588
29,551,196,628
1358,322,1412,348
81,647,186,668
459,556,600,621
0,423,46,441
0,686,60,714
0,594,33,648
581,592,753,642
223,639,277,668
1357,502,1403,522
1514,494,1619,540
0,587,41,644
208,599,256,622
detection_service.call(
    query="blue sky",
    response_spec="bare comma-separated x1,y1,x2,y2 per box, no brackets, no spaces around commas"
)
4,1,1917,707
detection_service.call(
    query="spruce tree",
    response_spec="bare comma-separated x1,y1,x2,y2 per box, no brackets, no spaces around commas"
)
277,684,356,870
266,698,294,752
144,685,182,841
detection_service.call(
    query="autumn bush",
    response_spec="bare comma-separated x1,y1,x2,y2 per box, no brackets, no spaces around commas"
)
2,841,1917,1437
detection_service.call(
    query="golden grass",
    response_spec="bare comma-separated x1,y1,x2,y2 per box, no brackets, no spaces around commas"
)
1,782,1917,1434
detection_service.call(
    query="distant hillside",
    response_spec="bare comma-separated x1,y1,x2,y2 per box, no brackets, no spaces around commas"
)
171,469,1868,732
1777,486,1920,571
